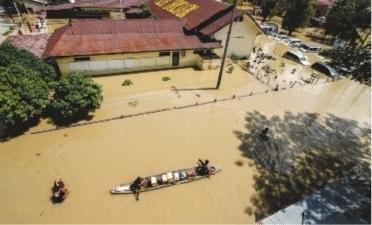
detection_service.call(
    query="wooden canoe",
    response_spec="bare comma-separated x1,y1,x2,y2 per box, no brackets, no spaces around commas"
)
110,165,222,194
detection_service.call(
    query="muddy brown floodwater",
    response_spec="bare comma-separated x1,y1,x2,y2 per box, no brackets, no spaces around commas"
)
0,77,370,223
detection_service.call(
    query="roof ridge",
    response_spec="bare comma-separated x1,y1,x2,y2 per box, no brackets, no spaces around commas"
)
42,25,70,58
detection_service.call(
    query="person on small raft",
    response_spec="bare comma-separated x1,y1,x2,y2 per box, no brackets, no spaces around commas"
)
52,177,69,203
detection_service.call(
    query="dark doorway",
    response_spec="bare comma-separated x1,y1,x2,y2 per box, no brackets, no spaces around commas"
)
172,51,180,67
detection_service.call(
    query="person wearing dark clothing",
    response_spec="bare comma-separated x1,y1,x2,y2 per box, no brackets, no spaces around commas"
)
130,177,143,201
197,159,210,176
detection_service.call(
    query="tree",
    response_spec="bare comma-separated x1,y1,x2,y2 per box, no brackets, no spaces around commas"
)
260,0,277,23
50,72,103,123
325,0,371,46
0,42,58,85
282,0,314,36
47,0,69,5
0,64,50,134
322,44,371,85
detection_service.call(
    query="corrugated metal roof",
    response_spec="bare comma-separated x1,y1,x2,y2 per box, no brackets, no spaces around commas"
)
7,34,50,58
260,176,370,224
43,19,221,58
199,9,245,35
47,0,145,10
148,0,232,31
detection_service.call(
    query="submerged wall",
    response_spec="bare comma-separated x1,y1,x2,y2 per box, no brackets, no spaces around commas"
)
213,15,263,58
56,49,203,76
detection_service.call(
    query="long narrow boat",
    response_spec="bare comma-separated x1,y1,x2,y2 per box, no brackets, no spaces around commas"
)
110,165,222,194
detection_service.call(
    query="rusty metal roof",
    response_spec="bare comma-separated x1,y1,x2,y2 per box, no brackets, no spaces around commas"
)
43,19,221,58
46,0,145,10
199,9,245,35
7,34,50,58
148,0,245,34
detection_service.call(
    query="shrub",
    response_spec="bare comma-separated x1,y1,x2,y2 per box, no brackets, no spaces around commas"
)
0,64,50,134
122,79,133,86
49,72,103,123
0,42,58,85
162,76,171,81
226,65,235,73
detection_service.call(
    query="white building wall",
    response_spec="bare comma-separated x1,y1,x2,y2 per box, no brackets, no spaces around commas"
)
213,15,261,58
62,50,201,76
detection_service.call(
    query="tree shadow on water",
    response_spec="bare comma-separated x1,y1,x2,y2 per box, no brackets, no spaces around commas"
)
233,111,371,222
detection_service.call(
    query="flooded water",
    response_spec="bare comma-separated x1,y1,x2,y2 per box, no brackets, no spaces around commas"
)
0,72,370,223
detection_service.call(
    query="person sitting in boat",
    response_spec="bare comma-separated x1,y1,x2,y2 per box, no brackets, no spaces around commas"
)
53,177,65,192
196,159,210,176
130,177,143,201
52,178,68,203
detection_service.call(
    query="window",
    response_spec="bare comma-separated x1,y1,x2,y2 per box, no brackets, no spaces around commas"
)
159,51,170,57
74,56,91,62
193,50,203,55
180,50,186,57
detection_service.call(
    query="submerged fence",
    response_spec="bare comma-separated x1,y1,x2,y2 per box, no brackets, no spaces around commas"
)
30,76,337,135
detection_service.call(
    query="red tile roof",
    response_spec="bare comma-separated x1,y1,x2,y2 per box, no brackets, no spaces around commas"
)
148,0,246,34
7,34,50,58
199,9,245,35
43,19,221,58
47,0,145,10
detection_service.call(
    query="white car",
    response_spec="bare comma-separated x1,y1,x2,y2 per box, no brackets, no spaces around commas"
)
283,50,311,66
287,39,304,48
299,43,322,53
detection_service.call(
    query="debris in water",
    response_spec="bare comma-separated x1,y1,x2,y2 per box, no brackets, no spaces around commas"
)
235,159,244,166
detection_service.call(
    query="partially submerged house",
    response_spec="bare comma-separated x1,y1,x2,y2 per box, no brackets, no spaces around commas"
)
41,19,221,76
8,0,264,76
148,0,264,57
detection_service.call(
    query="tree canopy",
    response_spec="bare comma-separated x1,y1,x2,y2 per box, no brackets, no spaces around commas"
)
0,43,58,85
282,0,314,35
0,64,50,134
322,44,371,85
50,72,103,123
0,43,103,137
259,0,277,23
324,0,371,45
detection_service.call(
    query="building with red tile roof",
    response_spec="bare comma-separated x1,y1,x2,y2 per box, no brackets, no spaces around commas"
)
42,19,222,75
148,0,264,57
7,34,50,58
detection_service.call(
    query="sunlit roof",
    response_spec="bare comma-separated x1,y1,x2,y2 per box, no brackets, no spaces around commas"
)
154,0,199,18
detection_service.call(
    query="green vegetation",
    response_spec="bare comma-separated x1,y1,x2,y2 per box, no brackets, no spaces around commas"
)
0,43,58,85
226,65,235,74
281,0,314,36
322,45,371,85
325,0,371,46
0,64,50,134
259,0,277,24
49,72,103,123
122,79,133,86
47,0,69,5
0,43,103,137
162,76,171,81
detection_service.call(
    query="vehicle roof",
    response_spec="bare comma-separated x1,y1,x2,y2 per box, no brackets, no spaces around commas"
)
313,61,338,75
289,38,302,42
286,50,305,58
302,42,321,48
